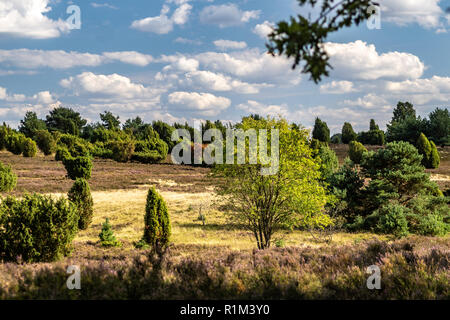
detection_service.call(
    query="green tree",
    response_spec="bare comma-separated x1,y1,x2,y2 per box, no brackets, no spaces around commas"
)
348,141,367,164
312,117,330,143
99,218,121,247
142,187,171,249
316,144,339,180
100,111,120,130
369,119,379,131
427,108,450,146
429,141,440,169
22,137,37,158
152,120,176,151
68,178,94,230
34,130,57,155
0,161,17,192
212,117,330,249
45,107,87,135
342,122,357,144
392,102,416,123
267,0,375,83
416,133,432,168
19,111,46,138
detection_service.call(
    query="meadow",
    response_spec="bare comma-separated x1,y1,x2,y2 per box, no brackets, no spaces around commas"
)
0,145,448,299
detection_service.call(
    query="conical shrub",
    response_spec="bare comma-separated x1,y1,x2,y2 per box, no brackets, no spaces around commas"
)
142,187,171,249
416,133,432,168
429,141,440,169
68,178,93,230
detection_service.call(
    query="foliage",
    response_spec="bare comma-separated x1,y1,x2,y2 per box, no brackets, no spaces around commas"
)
131,151,165,164
358,120,385,145
100,111,120,130
267,0,374,83
110,140,135,163
426,108,450,146
348,140,367,164
55,146,71,161
141,187,171,249
312,117,330,143
0,162,17,192
341,122,357,144
212,117,330,249
19,111,46,138
152,120,176,151
99,218,122,247
375,203,409,238
316,144,339,180
6,133,24,155
330,133,342,144
429,141,440,169
416,133,432,168
0,194,78,262
45,107,87,135
68,178,94,230
34,130,56,155
22,137,37,158
63,156,92,180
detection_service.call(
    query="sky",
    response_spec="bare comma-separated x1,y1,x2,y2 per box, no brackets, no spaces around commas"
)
0,0,450,134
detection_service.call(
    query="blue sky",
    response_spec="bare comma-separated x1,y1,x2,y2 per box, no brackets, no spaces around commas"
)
0,0,450,134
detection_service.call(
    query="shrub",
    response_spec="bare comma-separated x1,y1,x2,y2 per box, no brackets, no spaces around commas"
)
429,141,440,169
131,151,164,164
68,178,93,230
55,146,71,161
63,156,92,180
0,194,79,262
330,133,342,144
6,133,24,155
99,218,122,247
316,145,339,180
141,187,171,249
0,162,17,192
341,122,357,144
416,133,432,168
414,214,448,236
0,126,10,150
312,117,330,143
34,130,56,155
22,137,37,157
110,140,135,163
375,204,409,238
348,141,367,164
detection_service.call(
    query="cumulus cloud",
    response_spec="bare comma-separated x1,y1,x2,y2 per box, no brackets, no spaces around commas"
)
253,21,274,39
0,86,55,104
384,76,450,104
200,4,260,28
168,92,231,116
131,2,192,34
213,40,247,50
237,100,289,117
0,0,70,39
325,41,425,81
102,51,154,66
379,0,444,29
320,81,357,94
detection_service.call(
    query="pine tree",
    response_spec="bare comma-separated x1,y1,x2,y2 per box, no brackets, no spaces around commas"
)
142,187,171,249
312,117,330,143
99,218,121,247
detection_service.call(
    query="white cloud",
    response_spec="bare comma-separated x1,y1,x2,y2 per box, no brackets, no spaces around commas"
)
253,21,274,39
237,100,289,117
0,49,155,69
0,0,70,39
131,2,192,34
320,81,357,94
102,51,153,66
168,92,231,116
384,76,450,104
213,40,247,50
379,0,444,29
174,37,202,45
200,4,260,28
0,86,55,104
325,41,425,81
340,93,391,110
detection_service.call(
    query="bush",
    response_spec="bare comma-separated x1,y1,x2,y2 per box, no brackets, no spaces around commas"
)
6,133,24,155
131,151,164,164
99,218,122,247
22,137,37,157
316,145,339,180
375,204,409,238
348,141,367,164
68,178,94,230
0,126,10,150
0,162,17,192
110,140,135,163
414,214,448,236
0,194,79,262
63,156,92,180
141,187,171,248
341,122,357,144
416,133,432,168
429,141,440,169
55,146,71,161
330,133,342,144
34,130,56,155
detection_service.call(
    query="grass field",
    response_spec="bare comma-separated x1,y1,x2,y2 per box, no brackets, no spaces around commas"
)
0,146,449,299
